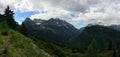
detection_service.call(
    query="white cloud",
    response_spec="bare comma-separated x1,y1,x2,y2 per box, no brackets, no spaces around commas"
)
0,0,120,28
30,8,71,20
0,0,18,13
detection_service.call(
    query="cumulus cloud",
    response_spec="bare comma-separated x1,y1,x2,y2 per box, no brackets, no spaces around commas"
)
0,0,18,13
0,0,120,28
30,8,71,20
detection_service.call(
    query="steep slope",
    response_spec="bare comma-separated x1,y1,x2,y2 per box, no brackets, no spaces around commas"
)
69,25,120,48
0,22,51,57
24,18,79,44
0,22,86,57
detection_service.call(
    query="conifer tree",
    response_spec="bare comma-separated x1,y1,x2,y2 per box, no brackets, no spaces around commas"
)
86,39,98,57
4,6,16,29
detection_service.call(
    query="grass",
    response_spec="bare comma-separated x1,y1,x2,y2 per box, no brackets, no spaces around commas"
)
0,22,51,57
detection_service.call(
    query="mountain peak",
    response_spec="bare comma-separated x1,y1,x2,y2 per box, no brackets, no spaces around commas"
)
25,18,32,22
24,18,79,43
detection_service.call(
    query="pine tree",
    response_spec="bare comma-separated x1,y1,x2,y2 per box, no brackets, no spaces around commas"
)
4,6,16,29
86,39,98,57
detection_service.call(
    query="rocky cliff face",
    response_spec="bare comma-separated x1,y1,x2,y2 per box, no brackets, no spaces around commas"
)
24,18,80,44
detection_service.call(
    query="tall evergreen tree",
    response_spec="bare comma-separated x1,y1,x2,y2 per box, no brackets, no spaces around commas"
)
86,39,98,57
4,6,16,29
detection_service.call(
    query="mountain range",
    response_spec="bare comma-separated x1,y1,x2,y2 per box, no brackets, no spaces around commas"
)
24,18,81,44
0,17,120,57
24,18,120,48
69,25,120,48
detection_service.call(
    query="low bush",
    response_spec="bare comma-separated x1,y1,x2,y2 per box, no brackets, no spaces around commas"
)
1,30,8,36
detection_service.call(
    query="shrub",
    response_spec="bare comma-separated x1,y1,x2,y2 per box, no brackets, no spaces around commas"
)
1,30,8,36
0,22,9,36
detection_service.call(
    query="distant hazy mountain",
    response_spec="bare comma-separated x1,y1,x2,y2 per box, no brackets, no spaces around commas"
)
24,18,120,48
24,18,80,44
69,25,120,48
108,25,120,31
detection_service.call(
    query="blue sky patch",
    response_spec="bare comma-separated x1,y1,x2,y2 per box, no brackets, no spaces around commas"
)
75,21,87,29
14,10,39,24
69,13,78,18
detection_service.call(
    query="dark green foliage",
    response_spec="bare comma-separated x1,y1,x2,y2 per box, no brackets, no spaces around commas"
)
118,48,120,57
86,39,98,57
0,22,9,36
108,40,113,50
0,14,5,22
39,42,66,57
112,50,117,57
46,44,66,57
4,6,17,29
1,28,8,36
29,36,86,57
71,25,120,48
1,31,8,36
20,22,28,35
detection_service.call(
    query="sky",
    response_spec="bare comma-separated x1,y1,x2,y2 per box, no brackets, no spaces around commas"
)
0,0,120,28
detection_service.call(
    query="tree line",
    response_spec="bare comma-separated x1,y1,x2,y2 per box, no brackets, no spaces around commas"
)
0,6,17,29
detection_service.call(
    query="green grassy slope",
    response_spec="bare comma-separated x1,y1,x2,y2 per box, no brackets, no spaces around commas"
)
0,22,119,57
0,22,51,57
0,22,85,57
